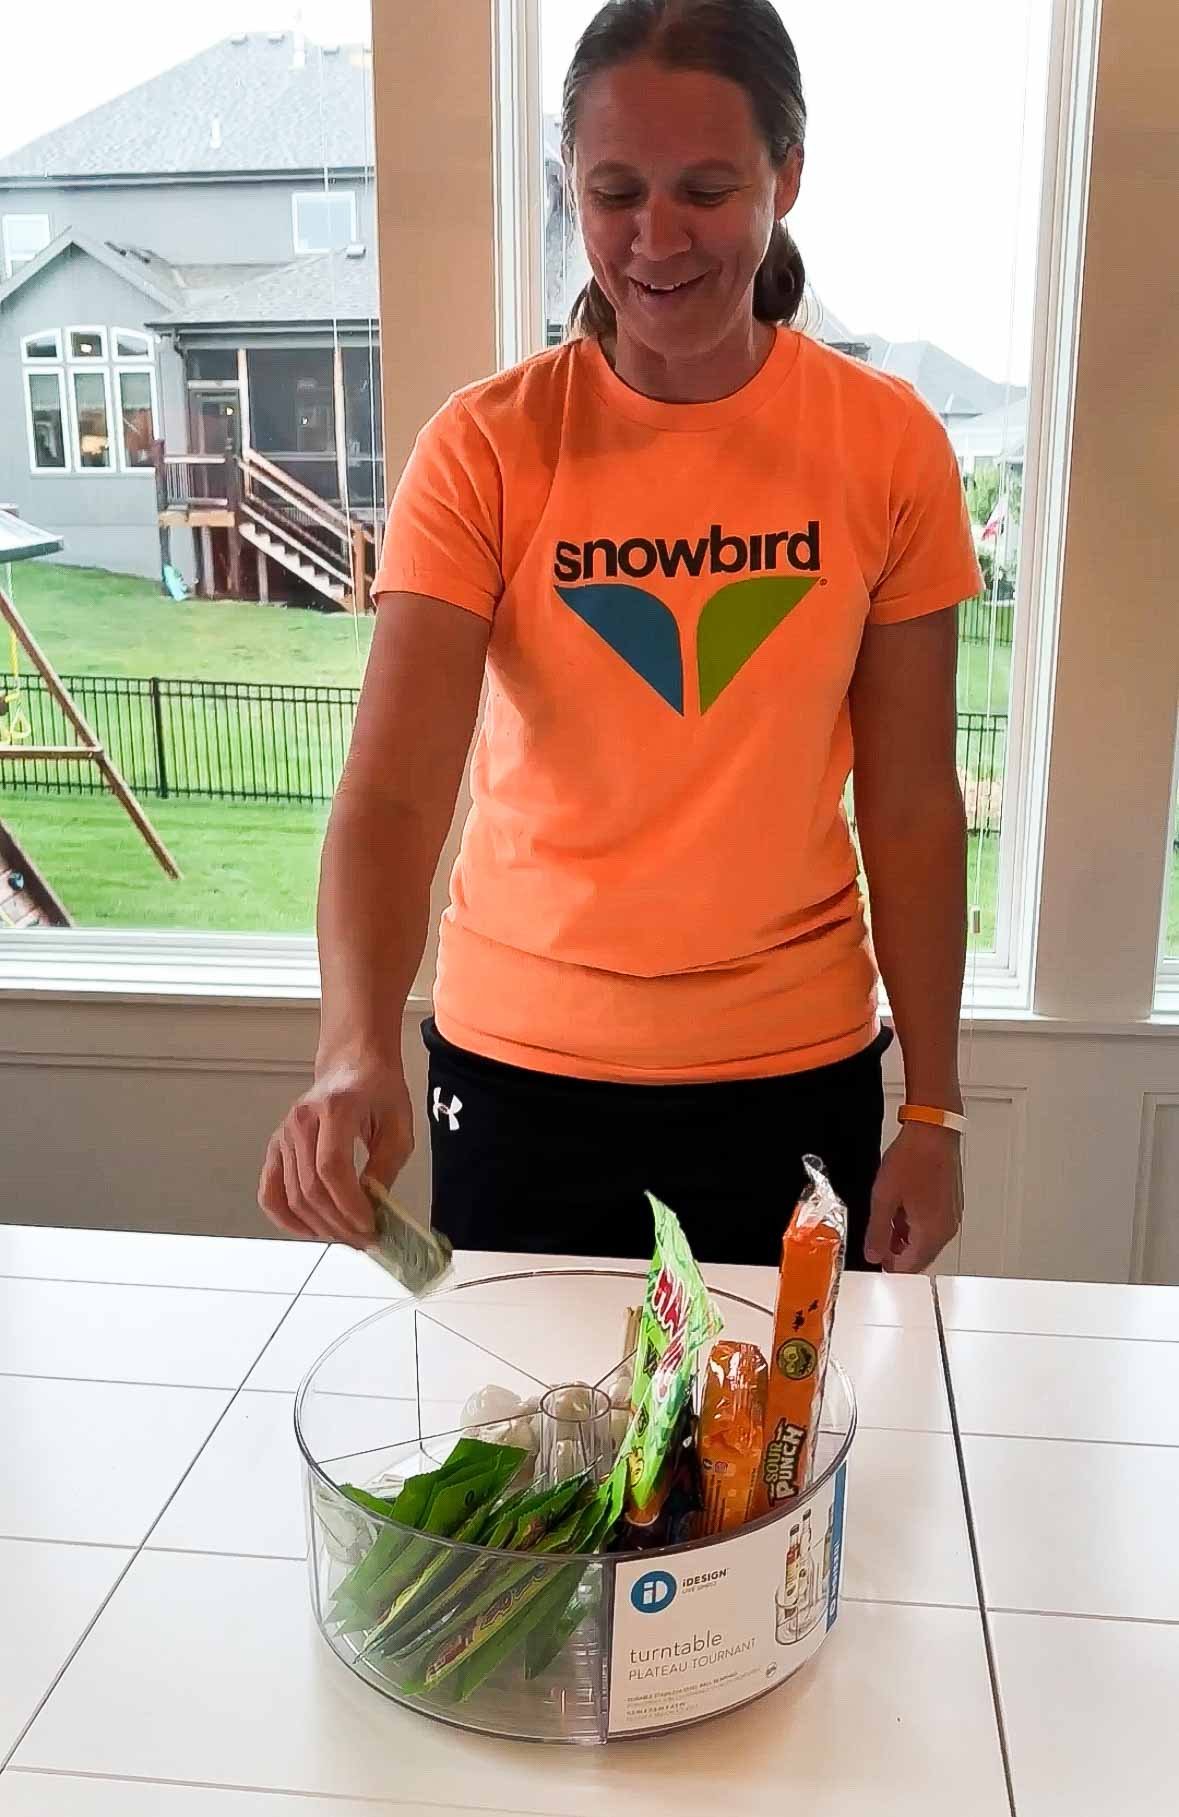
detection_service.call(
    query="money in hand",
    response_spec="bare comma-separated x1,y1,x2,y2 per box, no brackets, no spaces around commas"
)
361,1176,454,1296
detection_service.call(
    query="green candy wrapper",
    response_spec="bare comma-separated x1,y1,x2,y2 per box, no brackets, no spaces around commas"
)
618,1193,722,1513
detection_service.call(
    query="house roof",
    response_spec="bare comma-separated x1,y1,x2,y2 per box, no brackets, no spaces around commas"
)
151,247,378,328
948,393,1028,462
0,34,372,182
850,336,1024,418
0,227,181,312
0,226,376,331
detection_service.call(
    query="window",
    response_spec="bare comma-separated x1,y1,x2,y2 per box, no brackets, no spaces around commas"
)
292,189,357,253
21,329,61,361
0,19,382,960
71,368,113,468
117,369,157,468
2,212,50,275
24,370,68,470
1163,726,1179,969
537,0,1052,974
68,326,106,360
114,328,152,360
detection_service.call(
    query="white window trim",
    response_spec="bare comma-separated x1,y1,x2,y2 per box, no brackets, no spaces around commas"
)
21,328,62,363
65,324,108,362
955,0,1103,1012
0,0,1173,1030
68,361,117,474
2,212,50,277
21,364,71,475
113,326,153,361
1156,729,1179,1008
291,188,358,254
114,361,161,473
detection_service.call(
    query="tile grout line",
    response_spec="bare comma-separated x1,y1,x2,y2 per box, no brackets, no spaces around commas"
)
0,1285,315,1778
933,1277,1020,1817
0,1270,321,1297
1,1763,573,1814
942,1322,1179,1346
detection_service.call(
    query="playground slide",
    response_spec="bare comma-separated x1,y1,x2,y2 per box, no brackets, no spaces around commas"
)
0,817,71,928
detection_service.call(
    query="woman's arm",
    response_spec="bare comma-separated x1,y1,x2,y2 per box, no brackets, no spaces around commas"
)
258,592,490,1245
848,605,966,1271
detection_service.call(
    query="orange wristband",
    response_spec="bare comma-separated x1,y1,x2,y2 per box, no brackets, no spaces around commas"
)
898,1104,967,1135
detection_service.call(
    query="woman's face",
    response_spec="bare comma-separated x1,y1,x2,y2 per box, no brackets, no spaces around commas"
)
571,58,802,363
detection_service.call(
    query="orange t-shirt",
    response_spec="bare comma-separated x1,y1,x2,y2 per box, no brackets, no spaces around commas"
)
374,328,981,1083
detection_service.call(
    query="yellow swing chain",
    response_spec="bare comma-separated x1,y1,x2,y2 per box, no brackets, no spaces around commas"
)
1,621,32,745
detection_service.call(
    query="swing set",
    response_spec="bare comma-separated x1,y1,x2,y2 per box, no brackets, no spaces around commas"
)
1,508,180,927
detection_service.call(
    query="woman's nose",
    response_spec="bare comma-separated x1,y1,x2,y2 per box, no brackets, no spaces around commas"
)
631,197,692,263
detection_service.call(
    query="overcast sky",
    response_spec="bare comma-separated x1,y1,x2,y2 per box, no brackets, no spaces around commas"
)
4,2,1049,384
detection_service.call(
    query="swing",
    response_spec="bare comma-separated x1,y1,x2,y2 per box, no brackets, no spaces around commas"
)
1,622,33,745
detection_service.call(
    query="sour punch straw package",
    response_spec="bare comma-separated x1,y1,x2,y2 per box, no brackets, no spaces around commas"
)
752,1157,847,1517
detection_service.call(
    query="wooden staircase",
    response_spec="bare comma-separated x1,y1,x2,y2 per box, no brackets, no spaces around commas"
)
154,445,378,613
239,450,376,613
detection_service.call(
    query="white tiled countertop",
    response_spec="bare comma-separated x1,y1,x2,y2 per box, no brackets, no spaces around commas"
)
1,1226,1176,1817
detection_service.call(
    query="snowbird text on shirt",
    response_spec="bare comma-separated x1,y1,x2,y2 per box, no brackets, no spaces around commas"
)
552,521,822,584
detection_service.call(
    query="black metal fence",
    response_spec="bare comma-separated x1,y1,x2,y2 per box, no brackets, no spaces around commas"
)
3,672,1011,833
0,673,358,805
958,596,1014,645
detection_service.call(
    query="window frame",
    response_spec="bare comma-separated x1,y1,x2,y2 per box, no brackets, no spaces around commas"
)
290,188,358,255
2,212,51,277
22,363,71,475
68,361,117,474
1,0,1174,1030
113,358,161,474
21,328,63,362
65,324,108,363
113,327,153,361
1157,726,1179,1007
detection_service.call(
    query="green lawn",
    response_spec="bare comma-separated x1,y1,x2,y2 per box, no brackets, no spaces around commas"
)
3,792,327,934
4,562,373,686
10,562,1009,709
957,637,1011,717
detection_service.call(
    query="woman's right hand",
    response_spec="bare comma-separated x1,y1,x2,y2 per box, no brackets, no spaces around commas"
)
257,1057,414,1247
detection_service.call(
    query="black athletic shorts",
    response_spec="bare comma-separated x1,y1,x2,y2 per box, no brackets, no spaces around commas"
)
423,1018,892,1271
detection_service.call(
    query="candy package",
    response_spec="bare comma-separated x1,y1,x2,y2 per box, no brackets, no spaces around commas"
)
698,1340,769,1535
621,1192,722,1514
752,1156,847,1517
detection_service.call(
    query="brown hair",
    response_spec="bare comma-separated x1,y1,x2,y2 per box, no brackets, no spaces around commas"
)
561,0,807,339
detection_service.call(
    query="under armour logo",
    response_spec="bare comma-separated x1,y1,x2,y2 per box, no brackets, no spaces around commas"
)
432,1088,462,1132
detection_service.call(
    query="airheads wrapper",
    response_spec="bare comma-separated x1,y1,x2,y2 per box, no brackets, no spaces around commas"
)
752,1155,847,1517
617,1193,723,1515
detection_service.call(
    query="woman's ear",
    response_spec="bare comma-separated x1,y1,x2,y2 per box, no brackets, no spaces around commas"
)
776,143,804,219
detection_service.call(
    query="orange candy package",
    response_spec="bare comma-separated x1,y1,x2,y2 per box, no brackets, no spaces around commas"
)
697,1341,769,1536
751,1156,847,1517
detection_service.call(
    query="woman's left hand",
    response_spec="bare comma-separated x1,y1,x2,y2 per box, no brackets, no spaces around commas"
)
864,1123,963,1273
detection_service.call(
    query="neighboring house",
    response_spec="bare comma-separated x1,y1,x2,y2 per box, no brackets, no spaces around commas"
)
0,33,380,606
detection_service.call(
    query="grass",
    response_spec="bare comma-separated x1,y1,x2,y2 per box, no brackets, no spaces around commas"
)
957,637,1012,718
3,561,373,686
3,792,327,934
9,562,1010,710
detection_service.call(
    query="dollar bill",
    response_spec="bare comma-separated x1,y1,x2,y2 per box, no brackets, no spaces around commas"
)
362,1176,454,1296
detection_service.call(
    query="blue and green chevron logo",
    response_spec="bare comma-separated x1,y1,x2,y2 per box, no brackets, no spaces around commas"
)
555,574,819,714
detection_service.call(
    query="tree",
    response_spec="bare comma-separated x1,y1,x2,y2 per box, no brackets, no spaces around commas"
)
966,464,1001,527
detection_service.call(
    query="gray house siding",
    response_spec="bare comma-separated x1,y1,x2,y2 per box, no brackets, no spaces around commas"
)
1,179,375,270
0,245,187,580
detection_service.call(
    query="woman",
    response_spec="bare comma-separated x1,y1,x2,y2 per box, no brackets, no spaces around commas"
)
259,0,979,1274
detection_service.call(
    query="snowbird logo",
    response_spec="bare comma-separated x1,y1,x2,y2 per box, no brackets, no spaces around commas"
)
554,573,820,714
